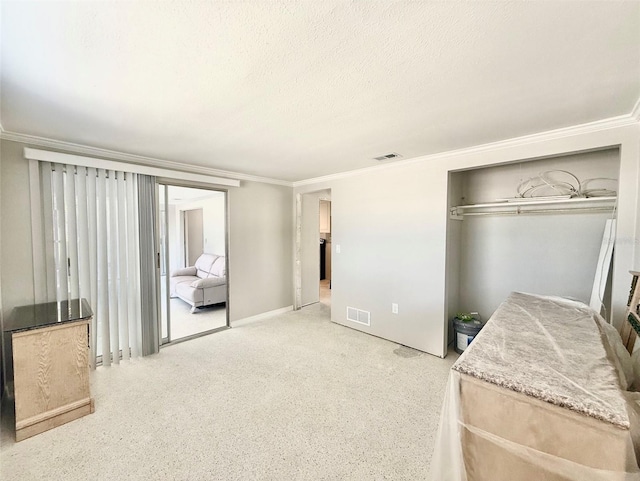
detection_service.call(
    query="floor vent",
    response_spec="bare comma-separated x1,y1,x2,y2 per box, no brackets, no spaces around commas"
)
347,307,371,326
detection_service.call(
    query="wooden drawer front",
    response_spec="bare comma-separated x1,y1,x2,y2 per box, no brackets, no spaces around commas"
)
13,320,90,428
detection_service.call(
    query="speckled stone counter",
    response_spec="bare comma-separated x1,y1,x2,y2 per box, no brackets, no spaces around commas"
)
452,292,629,428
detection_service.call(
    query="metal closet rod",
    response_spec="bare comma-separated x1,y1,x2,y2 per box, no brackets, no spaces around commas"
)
458,207,615,217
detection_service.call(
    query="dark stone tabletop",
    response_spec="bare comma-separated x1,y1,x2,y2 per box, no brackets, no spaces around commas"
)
5,298,93,333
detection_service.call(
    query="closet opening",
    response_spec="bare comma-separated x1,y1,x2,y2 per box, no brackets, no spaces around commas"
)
445,148,620,346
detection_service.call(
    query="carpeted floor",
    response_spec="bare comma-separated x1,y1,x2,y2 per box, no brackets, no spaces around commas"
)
0,303,456,480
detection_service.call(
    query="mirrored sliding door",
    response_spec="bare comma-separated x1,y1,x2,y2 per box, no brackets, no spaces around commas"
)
158,182,229,345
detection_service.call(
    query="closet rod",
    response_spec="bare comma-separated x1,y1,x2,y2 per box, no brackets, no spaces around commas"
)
457,207,615,217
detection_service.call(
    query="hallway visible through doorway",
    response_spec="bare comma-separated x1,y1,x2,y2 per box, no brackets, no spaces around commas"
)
320,279,331,306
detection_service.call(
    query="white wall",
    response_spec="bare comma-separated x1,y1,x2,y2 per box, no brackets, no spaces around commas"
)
459,213,613,320
298,162,451,356
175,192,226,258
458,149,620,203
167,204,180,274
168,191,226,271
0,140,294,332
295,123,640,358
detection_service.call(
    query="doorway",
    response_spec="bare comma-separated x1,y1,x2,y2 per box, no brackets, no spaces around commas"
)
158,183,229,344
319,199,331,306
299,189,332,308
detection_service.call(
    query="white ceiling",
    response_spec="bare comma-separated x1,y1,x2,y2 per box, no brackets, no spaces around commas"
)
2,1,639,182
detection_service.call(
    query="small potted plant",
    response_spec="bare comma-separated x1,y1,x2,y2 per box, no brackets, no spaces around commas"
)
455,312,477,323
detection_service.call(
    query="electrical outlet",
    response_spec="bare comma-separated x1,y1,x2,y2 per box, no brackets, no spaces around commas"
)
392,303,398,314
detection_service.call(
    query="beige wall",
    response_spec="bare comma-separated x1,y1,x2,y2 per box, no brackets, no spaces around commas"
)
227,180,293,321
319,162,451,357
1,140,35,322
0,139,294,332
1,139,36,392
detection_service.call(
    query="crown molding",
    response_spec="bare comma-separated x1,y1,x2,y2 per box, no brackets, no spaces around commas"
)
293,111,640,187
3,103,638,190
0,129,293,187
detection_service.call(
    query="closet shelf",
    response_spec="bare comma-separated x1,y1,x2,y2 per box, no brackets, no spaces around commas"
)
450,196,617,218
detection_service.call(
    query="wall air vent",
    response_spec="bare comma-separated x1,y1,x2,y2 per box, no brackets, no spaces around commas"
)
347,307,371,326
373,152,402,162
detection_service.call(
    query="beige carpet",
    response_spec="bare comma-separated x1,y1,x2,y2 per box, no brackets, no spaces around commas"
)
1,303,457,480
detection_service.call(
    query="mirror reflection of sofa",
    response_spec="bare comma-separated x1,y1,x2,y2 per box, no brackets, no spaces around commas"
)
170,253,227,313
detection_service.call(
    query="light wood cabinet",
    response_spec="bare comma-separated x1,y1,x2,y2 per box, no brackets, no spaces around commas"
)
6,299,94,442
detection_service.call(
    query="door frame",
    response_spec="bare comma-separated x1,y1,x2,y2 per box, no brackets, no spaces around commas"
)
156,179,231,346
295,189,332,310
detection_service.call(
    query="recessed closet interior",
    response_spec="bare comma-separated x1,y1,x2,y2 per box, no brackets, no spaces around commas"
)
446,148,620,343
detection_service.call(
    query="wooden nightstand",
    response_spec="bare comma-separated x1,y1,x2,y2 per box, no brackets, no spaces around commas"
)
4,298,94,442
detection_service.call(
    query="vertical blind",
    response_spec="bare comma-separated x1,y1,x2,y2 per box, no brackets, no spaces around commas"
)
41,162,143,366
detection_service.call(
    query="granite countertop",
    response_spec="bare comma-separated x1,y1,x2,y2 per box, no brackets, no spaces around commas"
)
5,298,93,333
453,292,629,428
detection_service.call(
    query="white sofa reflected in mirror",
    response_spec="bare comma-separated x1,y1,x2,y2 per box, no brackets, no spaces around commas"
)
170,253,227,313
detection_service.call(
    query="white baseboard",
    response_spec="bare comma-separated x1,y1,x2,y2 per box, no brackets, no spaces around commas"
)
231,305,293,327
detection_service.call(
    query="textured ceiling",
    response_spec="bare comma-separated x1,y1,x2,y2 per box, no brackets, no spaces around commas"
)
2,1,639,182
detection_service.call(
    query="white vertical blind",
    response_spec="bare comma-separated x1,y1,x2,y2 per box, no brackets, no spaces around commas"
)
40,165,56,301
86,167,99,368
117,173,129,361
63,164,80,300
127,172,142,357
107,171,120,364
51,165,69,301
42,162,143,365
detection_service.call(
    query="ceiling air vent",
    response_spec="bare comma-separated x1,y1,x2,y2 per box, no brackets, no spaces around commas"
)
373,152,402,162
